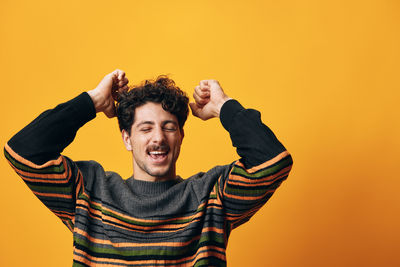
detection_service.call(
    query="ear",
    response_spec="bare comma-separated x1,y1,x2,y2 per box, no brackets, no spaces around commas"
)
122,129,133,151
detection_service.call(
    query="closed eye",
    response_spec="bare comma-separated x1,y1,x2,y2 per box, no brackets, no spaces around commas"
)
163,127,177,132
163,122,178,131
140,128,152,132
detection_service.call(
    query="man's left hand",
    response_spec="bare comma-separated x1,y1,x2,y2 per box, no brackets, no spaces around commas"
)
189,80,231,120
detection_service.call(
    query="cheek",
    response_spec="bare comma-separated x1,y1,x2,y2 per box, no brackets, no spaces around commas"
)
173,138,182,152
131,136,149,151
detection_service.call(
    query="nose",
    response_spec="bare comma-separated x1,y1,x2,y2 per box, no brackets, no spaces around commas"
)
151,126,166,144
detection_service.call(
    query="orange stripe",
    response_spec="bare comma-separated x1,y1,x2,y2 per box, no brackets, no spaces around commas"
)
66,222,73,232
102,212,201,231
74,227,202,248
235,151,290,173
75,171,84,199
73,246,225,266
5,143,64,169
54,209,75,216
201,226,224,234
8,159,70,180
227,166,291,185
223,188,275,201
206,198,223,208
33,191,73,199
104,203,204,224
76,202,201,233
75,199,225,236
79,197,223,233
225,201,264,221
53,211,74,220
78,192,207,224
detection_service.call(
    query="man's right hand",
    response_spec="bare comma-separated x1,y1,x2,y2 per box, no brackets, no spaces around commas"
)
87,69,129,118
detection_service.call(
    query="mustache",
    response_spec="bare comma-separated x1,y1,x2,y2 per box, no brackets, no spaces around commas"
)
147,144,170,152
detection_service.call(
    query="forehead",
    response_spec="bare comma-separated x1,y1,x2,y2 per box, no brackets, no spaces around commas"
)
133,102,178,125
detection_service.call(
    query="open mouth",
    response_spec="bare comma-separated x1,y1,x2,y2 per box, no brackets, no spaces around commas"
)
147,149,169,163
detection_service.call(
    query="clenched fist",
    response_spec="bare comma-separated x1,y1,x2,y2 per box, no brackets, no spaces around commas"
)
87,69,129,118
189,80,231,120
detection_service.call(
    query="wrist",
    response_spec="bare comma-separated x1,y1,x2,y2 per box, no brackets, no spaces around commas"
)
87,89,105,113
219,99,244,131
216,96,232,117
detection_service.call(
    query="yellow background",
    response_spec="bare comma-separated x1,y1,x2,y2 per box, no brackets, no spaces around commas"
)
1,0,399,266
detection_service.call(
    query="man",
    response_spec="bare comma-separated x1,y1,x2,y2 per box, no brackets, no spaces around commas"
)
4,69,293,266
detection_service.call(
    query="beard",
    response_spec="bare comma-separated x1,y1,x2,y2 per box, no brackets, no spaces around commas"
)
140,161,175,178
133,147,180,181
131,139,182,181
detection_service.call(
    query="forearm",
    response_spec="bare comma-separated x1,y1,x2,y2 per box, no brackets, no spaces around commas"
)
6,92,96,165
218,99,292,229
220,99,288,169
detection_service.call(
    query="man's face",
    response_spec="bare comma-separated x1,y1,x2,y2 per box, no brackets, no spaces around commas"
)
122,102,184,181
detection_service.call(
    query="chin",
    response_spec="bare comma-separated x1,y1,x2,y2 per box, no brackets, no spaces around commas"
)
148,167,173,179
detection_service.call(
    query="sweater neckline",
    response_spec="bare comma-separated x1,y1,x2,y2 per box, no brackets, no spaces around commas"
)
125,176,184,196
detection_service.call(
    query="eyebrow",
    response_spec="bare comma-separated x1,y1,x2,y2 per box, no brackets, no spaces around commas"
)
136,120,178,128
136,121,154,127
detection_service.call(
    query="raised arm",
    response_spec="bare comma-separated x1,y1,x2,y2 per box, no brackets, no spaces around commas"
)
190,80,293,230
4,69,129,230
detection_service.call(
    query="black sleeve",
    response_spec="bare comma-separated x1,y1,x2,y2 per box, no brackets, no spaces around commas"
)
4,92,97,231
219,99,287,169
217,99,293,230
7,92,96,165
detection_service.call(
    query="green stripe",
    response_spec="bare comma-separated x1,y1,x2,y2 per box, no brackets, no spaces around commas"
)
4,148,65,174
232,155,292,178
28,183,73,194
194,257,226,267
225,185,277,196
72,261,87,267
74,233,224,257
66,219,74,229
209,181,218,199
79,194,206,227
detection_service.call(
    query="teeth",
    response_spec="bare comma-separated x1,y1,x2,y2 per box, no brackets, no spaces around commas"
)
149,151,166,155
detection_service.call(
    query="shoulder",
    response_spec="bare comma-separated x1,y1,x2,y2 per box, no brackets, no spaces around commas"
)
69,158,124,191
186,164,231,181
73,159,106,177
185,163,233,199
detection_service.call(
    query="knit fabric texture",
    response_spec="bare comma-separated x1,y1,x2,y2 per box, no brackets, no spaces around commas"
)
4,92,293,266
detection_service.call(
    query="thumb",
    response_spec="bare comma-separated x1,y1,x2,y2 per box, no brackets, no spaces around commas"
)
189,102,202,118
104,101,117,118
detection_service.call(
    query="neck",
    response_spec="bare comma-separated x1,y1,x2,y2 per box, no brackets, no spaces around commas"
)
132,162,177,182
133,174,176,182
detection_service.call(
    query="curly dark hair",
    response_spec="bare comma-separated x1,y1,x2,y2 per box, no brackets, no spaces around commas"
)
116,76,189,135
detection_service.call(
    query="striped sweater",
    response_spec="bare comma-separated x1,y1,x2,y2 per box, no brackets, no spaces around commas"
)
4,92,293,266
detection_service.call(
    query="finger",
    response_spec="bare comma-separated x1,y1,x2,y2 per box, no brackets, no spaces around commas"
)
200,80,210,89
189,102,201,118
195,85,210,98
118,77,129,87
104,102,116,118
110,69,124,84
110,71,119,85
123,77,129,85
111,69,120,78
118,72,125,81
194,85,201,94
192,92,204,106
120,85,129,91
193,91,209,106
115,69,125,81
